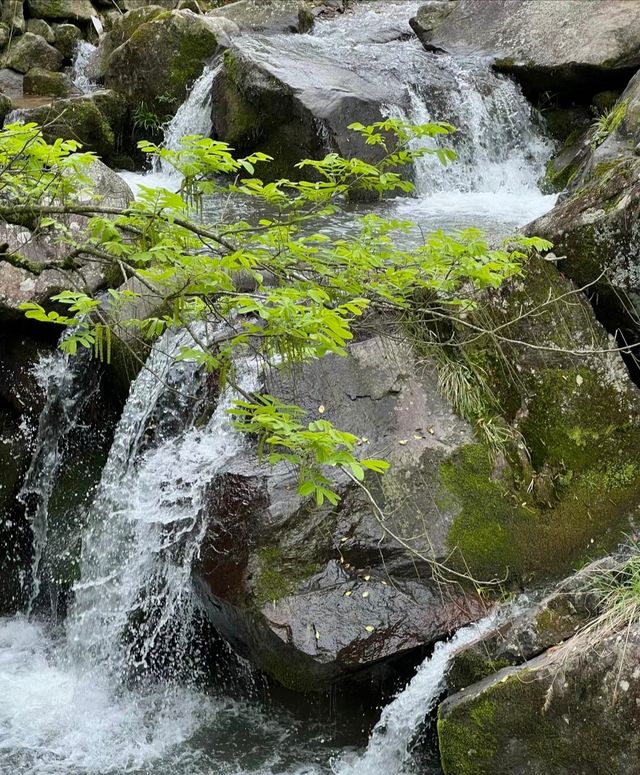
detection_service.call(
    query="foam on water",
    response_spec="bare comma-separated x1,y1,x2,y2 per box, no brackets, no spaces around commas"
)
0,617,212,775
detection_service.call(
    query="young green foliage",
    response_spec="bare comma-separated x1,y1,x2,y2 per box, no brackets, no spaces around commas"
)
0,118,542,505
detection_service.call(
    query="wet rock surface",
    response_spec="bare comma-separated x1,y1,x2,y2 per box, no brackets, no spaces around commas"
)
413,0,640,99
438,623,640,775
207,0,315,35
195,334,484,690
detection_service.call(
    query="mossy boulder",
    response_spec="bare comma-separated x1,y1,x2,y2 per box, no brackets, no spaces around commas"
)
445,558,606,694
27,0,97,24
102,9,233,114
3,32,65,73
24,67,78,97
14,90,126,162
94,5,166,76
26,18,56,43
194,258,640,689
438,624,640,774
52,22,83,60
2,0,26,34
436,258,640,585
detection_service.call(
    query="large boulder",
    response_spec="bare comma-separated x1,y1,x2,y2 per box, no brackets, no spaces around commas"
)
211,36,406,180
412,0,640,99
24,68,79,98
529,71,640,351
12,90,127,163
438,623,640,774
0,159,133,319
27,0,98,24
436,257,640,585
52,23,83,61
3,33,65,74
101,9,235,113
207,0,315,35
2,1,26,34
195,333,484,690
194,255,640,690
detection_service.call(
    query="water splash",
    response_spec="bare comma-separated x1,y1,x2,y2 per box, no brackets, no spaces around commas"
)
331,612,500,775
71,41,98,94
18,345,98,615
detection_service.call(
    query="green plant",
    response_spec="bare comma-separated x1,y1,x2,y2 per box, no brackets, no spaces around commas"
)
0,119,546,507
132,102,169,134
591,100,628,150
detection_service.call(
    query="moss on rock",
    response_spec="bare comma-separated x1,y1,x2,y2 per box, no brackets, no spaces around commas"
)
254,545,320,607
432,258,640,585
103,10,223,114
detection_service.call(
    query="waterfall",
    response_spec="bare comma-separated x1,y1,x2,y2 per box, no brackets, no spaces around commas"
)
388,67,551,197
18,344,98,615
71,41,98,94
161,61,221,158
119,62,221,194
67,324,257,675
332,612,500,775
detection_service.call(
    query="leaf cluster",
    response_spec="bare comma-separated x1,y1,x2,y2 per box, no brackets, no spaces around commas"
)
0,119,545,505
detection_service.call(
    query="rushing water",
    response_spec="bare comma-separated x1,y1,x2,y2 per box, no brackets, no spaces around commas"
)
1,3,551,773
71,41,99,94
18,345,98,615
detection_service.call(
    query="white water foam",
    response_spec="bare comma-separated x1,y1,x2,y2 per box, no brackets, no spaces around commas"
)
18,345,97,614
331,611,500,775
71,42,98,94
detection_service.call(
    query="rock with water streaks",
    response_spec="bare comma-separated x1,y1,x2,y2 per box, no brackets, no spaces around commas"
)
412,0,640,99
207,0,315,35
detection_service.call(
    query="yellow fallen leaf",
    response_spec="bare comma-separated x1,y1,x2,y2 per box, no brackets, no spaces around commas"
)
318,404,326,413
315,630,320,640
363,575,371,581
362,591,369,598
398,439,408,446
344,590,352,597
365,625,375,633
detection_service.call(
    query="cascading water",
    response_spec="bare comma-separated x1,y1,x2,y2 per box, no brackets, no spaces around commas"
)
118,62,222,195
71,41,99,94
1,4,549,773
68,324,256,676
18,344,100,616
331,612,500,775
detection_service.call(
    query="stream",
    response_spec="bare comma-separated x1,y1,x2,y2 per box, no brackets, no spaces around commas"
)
0,2,557,773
